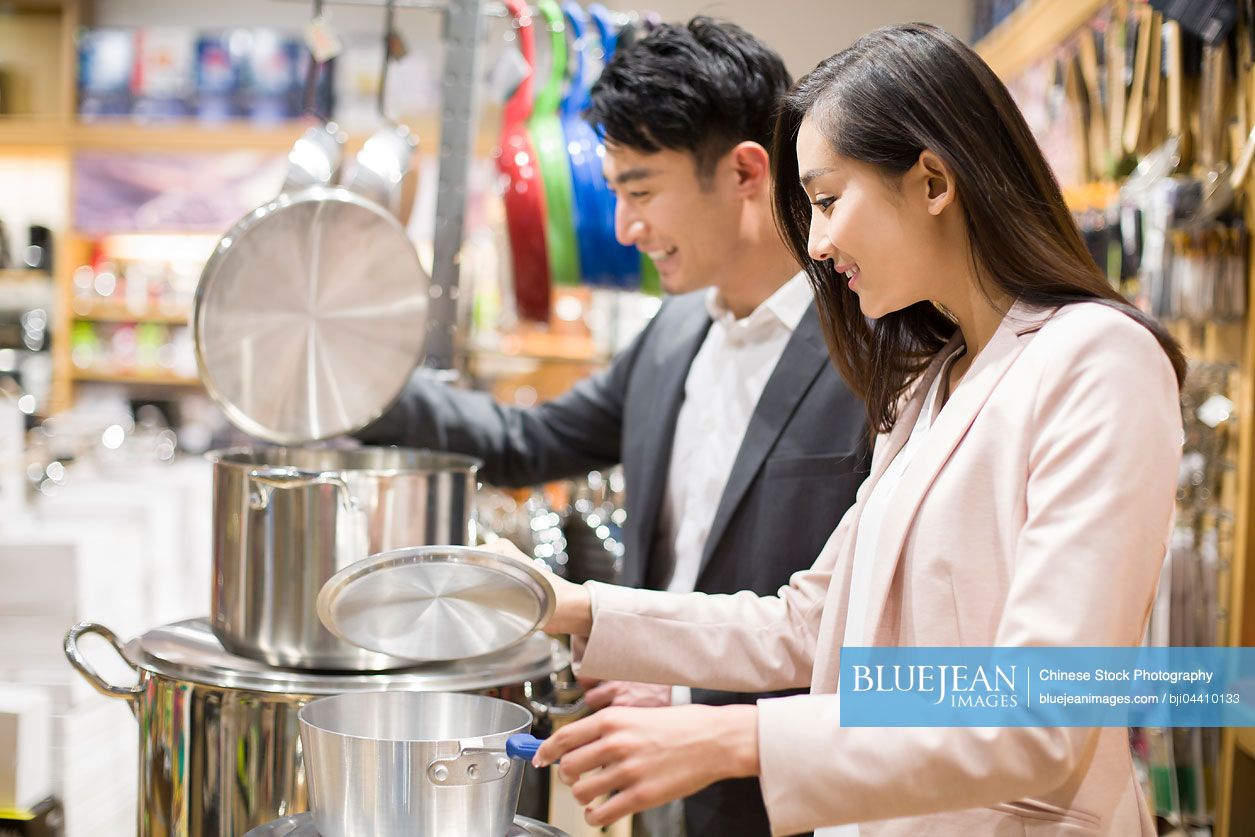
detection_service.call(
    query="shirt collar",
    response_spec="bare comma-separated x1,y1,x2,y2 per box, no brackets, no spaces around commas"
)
704,271,813,337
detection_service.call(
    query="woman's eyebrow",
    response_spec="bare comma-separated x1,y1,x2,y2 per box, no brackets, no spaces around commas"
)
800,167,836,186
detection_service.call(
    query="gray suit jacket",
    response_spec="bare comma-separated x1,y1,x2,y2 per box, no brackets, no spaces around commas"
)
357,290,868,835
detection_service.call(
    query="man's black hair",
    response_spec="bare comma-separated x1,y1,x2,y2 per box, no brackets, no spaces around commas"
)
586,17,792,181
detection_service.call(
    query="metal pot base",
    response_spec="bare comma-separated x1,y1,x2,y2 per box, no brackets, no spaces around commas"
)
243,813,569,837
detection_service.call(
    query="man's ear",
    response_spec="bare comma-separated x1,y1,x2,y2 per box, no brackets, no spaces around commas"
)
726,141,771,195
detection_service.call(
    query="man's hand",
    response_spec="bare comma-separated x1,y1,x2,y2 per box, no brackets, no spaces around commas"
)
580,679,673,710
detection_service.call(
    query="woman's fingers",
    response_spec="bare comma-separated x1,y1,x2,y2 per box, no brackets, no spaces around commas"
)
584,780,664,828
533,712,606,767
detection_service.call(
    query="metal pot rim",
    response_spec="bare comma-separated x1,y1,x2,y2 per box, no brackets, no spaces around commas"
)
205,445,483,476
123,619,566,695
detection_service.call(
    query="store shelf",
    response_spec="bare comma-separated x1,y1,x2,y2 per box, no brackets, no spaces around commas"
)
0,115,467,153
1238,727,1255,758
0,269,52,282
975,0,1108,80
70,299,188,324
73,368,200,386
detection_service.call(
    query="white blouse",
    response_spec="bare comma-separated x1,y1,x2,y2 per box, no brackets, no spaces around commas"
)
816,348,962,837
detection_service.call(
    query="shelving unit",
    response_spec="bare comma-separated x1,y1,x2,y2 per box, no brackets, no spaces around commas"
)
0,0,508,410
976,3,1254,835
68,300,187,325
72,369,199,386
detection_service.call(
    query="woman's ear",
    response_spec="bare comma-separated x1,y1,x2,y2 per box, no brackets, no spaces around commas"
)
914,149,956,215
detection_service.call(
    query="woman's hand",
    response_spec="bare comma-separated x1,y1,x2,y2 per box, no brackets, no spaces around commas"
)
534,703,760,828
479,537,593,636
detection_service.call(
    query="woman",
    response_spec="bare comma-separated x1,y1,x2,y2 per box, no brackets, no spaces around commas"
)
505,23,1185,836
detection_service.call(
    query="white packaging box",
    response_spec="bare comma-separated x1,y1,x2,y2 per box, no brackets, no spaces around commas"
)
0,683,53,811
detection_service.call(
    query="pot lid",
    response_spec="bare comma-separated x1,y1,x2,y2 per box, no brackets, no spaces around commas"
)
193,187,429,445
317,546,556,663
124,619,565,695
243,813,570,837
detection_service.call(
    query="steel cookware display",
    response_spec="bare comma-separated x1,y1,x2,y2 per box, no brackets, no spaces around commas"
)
209,446,481,670
317,545,555,663
243,814,570,837
63,619,573,837
299,692,533,837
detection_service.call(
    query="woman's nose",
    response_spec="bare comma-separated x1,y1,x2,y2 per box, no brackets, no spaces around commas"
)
807,222,834,263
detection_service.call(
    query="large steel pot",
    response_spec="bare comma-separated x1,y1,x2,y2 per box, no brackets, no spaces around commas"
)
209,446,481,670
64,619,578,837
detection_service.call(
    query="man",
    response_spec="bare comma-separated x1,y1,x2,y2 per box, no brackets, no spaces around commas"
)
358,18,866,836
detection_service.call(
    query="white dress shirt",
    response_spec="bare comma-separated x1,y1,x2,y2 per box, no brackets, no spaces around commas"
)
654,271,813,705
816,346,961,837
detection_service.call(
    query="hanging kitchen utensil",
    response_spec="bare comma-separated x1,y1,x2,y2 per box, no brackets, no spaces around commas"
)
561,1,634,289
1123,6,1153,156
317,545,555,663
343,0,419,220
282,1,347,195
588,3,618,55
530,0,582,288
282,122,347,194
587,3,644,289
498,0,552,321
1077,26,1109,178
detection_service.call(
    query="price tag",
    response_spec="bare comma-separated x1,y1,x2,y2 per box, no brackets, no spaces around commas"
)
305,15,344,63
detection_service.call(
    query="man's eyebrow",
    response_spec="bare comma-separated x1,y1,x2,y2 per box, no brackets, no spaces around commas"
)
800,167,836,186
612,168,659,185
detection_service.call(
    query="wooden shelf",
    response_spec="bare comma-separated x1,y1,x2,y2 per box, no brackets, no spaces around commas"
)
72,368,200,386
1237,728,1255,757
0,269,52,282
70,299,188,325
975,0,1108,80
0,114,480,154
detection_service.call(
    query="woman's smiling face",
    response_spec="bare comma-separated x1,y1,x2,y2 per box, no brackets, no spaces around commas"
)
796,116,934,319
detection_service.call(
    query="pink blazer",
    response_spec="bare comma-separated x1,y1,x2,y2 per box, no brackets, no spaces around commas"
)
576,300,1182,836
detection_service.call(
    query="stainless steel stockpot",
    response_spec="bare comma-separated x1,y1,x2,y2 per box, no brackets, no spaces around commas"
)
64,619,572,837
208,445,480,670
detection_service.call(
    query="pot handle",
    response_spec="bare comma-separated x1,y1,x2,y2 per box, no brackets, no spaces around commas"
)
63,622,144,708
524,677,587,724
247,467,357,512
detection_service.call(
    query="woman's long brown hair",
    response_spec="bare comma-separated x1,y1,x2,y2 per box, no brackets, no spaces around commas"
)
771,23,1187,434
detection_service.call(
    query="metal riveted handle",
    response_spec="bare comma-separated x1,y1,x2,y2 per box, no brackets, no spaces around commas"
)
427,746,517,787
247,467,357,512
63,622,144,711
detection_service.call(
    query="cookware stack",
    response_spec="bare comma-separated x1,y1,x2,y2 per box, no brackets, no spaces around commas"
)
64,120,578,837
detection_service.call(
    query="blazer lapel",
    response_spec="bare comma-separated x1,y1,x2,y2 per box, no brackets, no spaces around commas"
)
694,305,832,586
860,301,1057,641
621,303,711,589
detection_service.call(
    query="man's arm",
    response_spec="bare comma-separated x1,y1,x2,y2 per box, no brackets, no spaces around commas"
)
356,309,661,487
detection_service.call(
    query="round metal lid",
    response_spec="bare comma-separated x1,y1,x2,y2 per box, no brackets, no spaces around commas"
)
124,619,565,695
243,813,569,837
318,546,556,664
193,186,429,444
